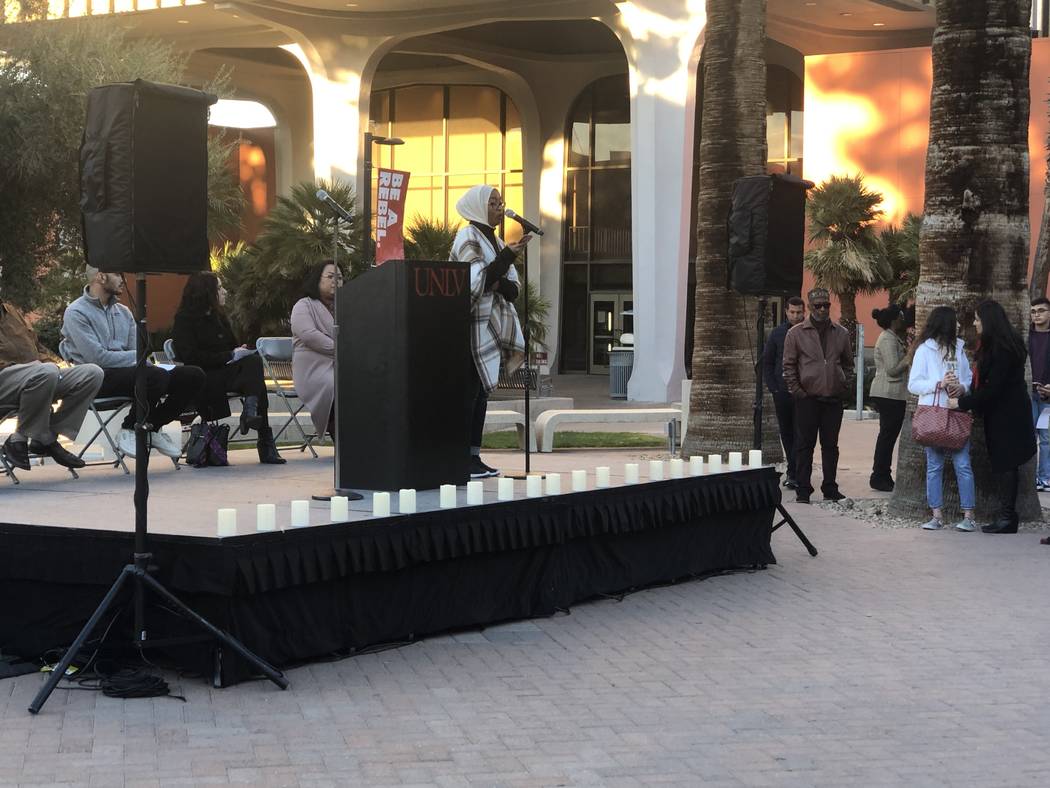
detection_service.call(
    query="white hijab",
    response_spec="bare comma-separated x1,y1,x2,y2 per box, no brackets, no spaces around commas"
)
455,184,495,226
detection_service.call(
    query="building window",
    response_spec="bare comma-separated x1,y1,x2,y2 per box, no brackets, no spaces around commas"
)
370,85,523,236
766,65,804,175
562,75,633,373
564,75,632,262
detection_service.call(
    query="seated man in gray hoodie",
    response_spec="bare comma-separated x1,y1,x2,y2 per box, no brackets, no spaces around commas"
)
61,267,205,458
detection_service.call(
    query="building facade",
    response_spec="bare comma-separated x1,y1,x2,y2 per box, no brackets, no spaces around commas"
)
13,0,1031,401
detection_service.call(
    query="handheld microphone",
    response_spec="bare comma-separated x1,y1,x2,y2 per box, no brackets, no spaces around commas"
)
315,189,354,223
504,208,544,237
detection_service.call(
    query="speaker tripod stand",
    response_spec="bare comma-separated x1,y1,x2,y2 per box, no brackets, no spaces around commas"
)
29,275,288,714
752,297,817,558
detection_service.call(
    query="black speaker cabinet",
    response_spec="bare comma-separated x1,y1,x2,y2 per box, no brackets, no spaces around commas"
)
80,80,216,274
727,173,812,298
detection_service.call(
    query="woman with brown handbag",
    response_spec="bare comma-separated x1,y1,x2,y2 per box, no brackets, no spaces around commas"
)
950,300,1035,534
908,306,976,532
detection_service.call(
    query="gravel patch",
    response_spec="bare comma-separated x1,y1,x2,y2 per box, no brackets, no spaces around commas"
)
815,496,1050,532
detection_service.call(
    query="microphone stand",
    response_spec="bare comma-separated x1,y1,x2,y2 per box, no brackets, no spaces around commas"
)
522,244,531,476
313,213,364,503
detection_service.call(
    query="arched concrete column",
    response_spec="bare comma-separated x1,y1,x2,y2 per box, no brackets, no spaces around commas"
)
214,3,396,194
185,49,313,196
604,1,706,402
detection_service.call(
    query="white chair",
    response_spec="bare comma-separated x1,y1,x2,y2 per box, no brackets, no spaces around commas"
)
256,337,318,457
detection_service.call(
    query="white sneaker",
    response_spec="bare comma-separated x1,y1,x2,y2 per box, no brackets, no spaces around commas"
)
150,429,182,458
921,517,943,530
954,518,976,532
117,428,137,459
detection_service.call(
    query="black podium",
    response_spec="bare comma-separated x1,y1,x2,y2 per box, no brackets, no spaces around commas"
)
336,260,471,491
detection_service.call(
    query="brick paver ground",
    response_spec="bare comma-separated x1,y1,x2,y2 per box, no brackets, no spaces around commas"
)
3,495,1049,787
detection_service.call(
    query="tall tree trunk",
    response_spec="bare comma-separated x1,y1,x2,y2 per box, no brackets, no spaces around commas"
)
837,289,858,347
891,0,1039,521
683,0,781,462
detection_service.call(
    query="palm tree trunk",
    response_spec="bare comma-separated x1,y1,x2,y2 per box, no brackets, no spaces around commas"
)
683,0,782,462
891,0,1039,521
837,289,858,345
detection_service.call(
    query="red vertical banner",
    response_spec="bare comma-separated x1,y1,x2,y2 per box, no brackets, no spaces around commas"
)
375,168,410,265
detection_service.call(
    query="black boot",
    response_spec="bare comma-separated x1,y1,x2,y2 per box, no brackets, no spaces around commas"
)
983,470,1019,533
239,396,265,435
257,425,286,465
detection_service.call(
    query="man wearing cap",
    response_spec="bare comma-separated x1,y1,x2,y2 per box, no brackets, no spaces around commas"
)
782,288,853,503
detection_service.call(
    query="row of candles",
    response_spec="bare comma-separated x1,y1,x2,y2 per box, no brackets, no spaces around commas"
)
215,449,765,536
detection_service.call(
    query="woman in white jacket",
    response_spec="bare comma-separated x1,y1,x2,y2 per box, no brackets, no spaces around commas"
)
907,306,976,531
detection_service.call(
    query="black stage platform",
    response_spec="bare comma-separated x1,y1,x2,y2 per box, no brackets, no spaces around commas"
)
0,469,779,686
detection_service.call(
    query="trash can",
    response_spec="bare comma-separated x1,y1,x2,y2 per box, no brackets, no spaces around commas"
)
609,347,633,399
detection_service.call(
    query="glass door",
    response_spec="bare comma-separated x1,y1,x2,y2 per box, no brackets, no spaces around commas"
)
589,293,631,373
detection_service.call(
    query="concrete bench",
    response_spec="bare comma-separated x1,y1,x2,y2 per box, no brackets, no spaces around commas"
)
485,409,537,451
534,408,682,453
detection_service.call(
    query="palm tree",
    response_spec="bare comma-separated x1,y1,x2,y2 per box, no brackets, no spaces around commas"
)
804,174,892,342
218,180,362,340
890,0,1039,520
683,0,782,462
880,213,922,305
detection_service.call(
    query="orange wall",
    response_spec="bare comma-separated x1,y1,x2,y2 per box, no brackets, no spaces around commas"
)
803,39,1050,345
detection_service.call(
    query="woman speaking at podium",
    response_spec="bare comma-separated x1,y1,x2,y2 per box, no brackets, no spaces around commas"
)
450,185,533,479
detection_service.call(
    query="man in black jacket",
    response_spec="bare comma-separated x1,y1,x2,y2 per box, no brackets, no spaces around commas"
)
762,297,805,488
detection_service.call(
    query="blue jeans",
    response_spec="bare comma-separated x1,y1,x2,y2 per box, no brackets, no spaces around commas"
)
925,442,975,511
1030,392,1050,484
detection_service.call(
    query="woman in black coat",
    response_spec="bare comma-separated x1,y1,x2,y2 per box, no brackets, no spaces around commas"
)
172,273,285,465
951,300,1035,533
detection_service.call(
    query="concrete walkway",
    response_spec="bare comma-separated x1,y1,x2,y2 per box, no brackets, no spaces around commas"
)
3,411,1050,786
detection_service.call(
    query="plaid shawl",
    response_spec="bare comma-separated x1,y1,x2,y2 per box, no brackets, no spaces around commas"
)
450,224,525,392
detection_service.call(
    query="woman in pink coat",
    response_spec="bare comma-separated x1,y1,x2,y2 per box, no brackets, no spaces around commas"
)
291,261,342,444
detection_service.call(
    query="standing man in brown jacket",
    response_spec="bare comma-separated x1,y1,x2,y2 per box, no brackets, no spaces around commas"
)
782,288,853,503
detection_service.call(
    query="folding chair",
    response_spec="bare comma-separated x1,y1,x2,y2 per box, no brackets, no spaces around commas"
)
256,337,318,457
0,408,20,484
76,396,135,475
0,401,120,481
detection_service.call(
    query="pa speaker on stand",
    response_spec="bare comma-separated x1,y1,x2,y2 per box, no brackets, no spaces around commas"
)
726,173,817,558
30,81,288,715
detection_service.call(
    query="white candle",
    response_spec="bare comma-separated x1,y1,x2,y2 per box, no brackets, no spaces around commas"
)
669,458,685,478
372,492,391,517
748,449,763,467
545,473,562,495
689,456,704,476
595,466,611,488
439,484,457,508
572,470,587,492
256,503,276,532
497,477,515,501
728,451,743,470
398,488,416,514
217,508,237,537
624,463,640,484
330,496,349,522
290,499,310,527
649,460,665,481
707,454,722,473
467,480,484,505
526,475,543,497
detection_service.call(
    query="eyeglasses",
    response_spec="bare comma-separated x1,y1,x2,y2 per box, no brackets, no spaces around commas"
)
1031,308,1049,314
322,273,344,283
810,303,831,311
